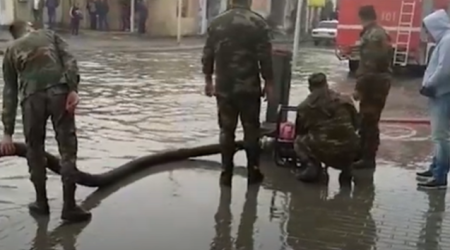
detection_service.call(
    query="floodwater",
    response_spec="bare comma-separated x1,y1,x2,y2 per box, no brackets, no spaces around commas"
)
0,42,449,250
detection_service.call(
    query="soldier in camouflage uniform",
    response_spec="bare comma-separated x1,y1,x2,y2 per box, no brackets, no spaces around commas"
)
0,20,91,222
352,5,392,169
294,73,360,184
201,0,273,187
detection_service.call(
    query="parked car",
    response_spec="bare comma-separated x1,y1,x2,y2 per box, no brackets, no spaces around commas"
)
311,20,338,46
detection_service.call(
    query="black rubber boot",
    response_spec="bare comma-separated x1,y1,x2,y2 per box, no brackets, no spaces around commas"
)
245,144,263,185
351,158,376,169
247,166,264,185
61,183,92,223
219,144,236,187
338,171,353,187
220,167,233,187
296,162,321,183
28,182,50,216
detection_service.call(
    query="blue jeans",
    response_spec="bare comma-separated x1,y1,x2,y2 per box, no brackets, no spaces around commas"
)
429,93,450,183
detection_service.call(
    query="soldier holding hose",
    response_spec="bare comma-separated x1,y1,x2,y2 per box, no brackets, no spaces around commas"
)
202,0,273,187
0,20,91,222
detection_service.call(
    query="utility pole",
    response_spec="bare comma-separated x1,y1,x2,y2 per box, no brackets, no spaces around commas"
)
292,0,303,69
130,0,135,32
177,0,183,43
200,0,208,34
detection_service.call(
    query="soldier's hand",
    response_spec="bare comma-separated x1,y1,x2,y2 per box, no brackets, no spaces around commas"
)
262,83,274,101
204,83,215,97
66,91,80,113
0,135,15,155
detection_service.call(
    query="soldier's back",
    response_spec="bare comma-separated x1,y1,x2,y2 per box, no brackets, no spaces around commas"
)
358,23,392,75
209,8,269,95
299,89,359,154
8,29,66,100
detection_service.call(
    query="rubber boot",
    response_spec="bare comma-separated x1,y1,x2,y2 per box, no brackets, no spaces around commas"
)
220,164,234,187
296,162,321,183
28,182,50,216
338,170,353,187
245,144,264,185
247,165,264,185
351,158,376,169
61,183,92,223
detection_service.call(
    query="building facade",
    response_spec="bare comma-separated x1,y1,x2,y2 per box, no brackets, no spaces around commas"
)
1,0,277,37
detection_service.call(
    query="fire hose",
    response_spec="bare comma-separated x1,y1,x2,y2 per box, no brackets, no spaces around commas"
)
0,142,244,188
0,117,430,188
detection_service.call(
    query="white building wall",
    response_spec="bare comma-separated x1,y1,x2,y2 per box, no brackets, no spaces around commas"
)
0,0,15,26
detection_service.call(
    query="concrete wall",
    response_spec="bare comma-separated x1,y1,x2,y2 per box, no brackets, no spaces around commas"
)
13,0,34,24
0,0,15,26
54,0,202,36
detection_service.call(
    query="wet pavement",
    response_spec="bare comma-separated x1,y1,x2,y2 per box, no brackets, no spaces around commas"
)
0,40,446,250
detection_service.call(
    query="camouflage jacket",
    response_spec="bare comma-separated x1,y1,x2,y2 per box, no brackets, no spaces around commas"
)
356,22,393,94
295,88,359,154
201,4,273,97
2,29,79,136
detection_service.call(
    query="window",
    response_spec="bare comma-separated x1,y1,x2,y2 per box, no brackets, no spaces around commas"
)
317,21,337,29
176,0,191,18
318,21,337,29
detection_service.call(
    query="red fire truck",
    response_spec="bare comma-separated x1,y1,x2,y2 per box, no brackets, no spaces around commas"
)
335,0,450,73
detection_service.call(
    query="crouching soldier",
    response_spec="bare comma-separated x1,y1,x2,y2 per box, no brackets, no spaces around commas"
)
294,73,360,184
0,20,91,222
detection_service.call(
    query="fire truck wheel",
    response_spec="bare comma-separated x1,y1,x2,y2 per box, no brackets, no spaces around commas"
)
348,60,359,73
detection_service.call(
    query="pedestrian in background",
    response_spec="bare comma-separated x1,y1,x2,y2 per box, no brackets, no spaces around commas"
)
136,0,148,34
202,0,273,187
86,0,97,30
69,2,82,35
120,0,131,31
416,9,450,189
32,0,44,25
97,0,110,31
45,0,59,29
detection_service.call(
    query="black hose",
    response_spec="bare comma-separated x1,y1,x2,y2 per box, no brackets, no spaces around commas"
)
2,141,244,188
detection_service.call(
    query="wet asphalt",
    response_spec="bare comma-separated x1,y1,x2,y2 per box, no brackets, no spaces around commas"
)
0,36,446,250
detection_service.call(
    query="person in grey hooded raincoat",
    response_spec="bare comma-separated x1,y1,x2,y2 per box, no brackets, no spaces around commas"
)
416,9,450,189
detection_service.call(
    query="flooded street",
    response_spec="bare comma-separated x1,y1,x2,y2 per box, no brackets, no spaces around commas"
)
0,39,448,250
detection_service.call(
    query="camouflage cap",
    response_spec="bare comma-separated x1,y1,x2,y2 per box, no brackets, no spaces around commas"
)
358,5,377,21
8,20,34,38
308,72,327,87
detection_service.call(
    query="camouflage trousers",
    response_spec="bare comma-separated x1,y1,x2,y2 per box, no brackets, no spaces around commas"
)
294,135,357,172
216,94,261,169
358,79,391,160
22,85,78,185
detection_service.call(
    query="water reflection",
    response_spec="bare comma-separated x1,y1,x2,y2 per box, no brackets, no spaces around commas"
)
30,216,90,250
210,185,261,250
210,187,233,250
235,186,260,250
0,47,441,249
417,190,446,250
285,170,376,250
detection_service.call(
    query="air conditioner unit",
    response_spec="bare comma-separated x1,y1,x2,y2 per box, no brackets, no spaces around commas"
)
426,42,436,65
